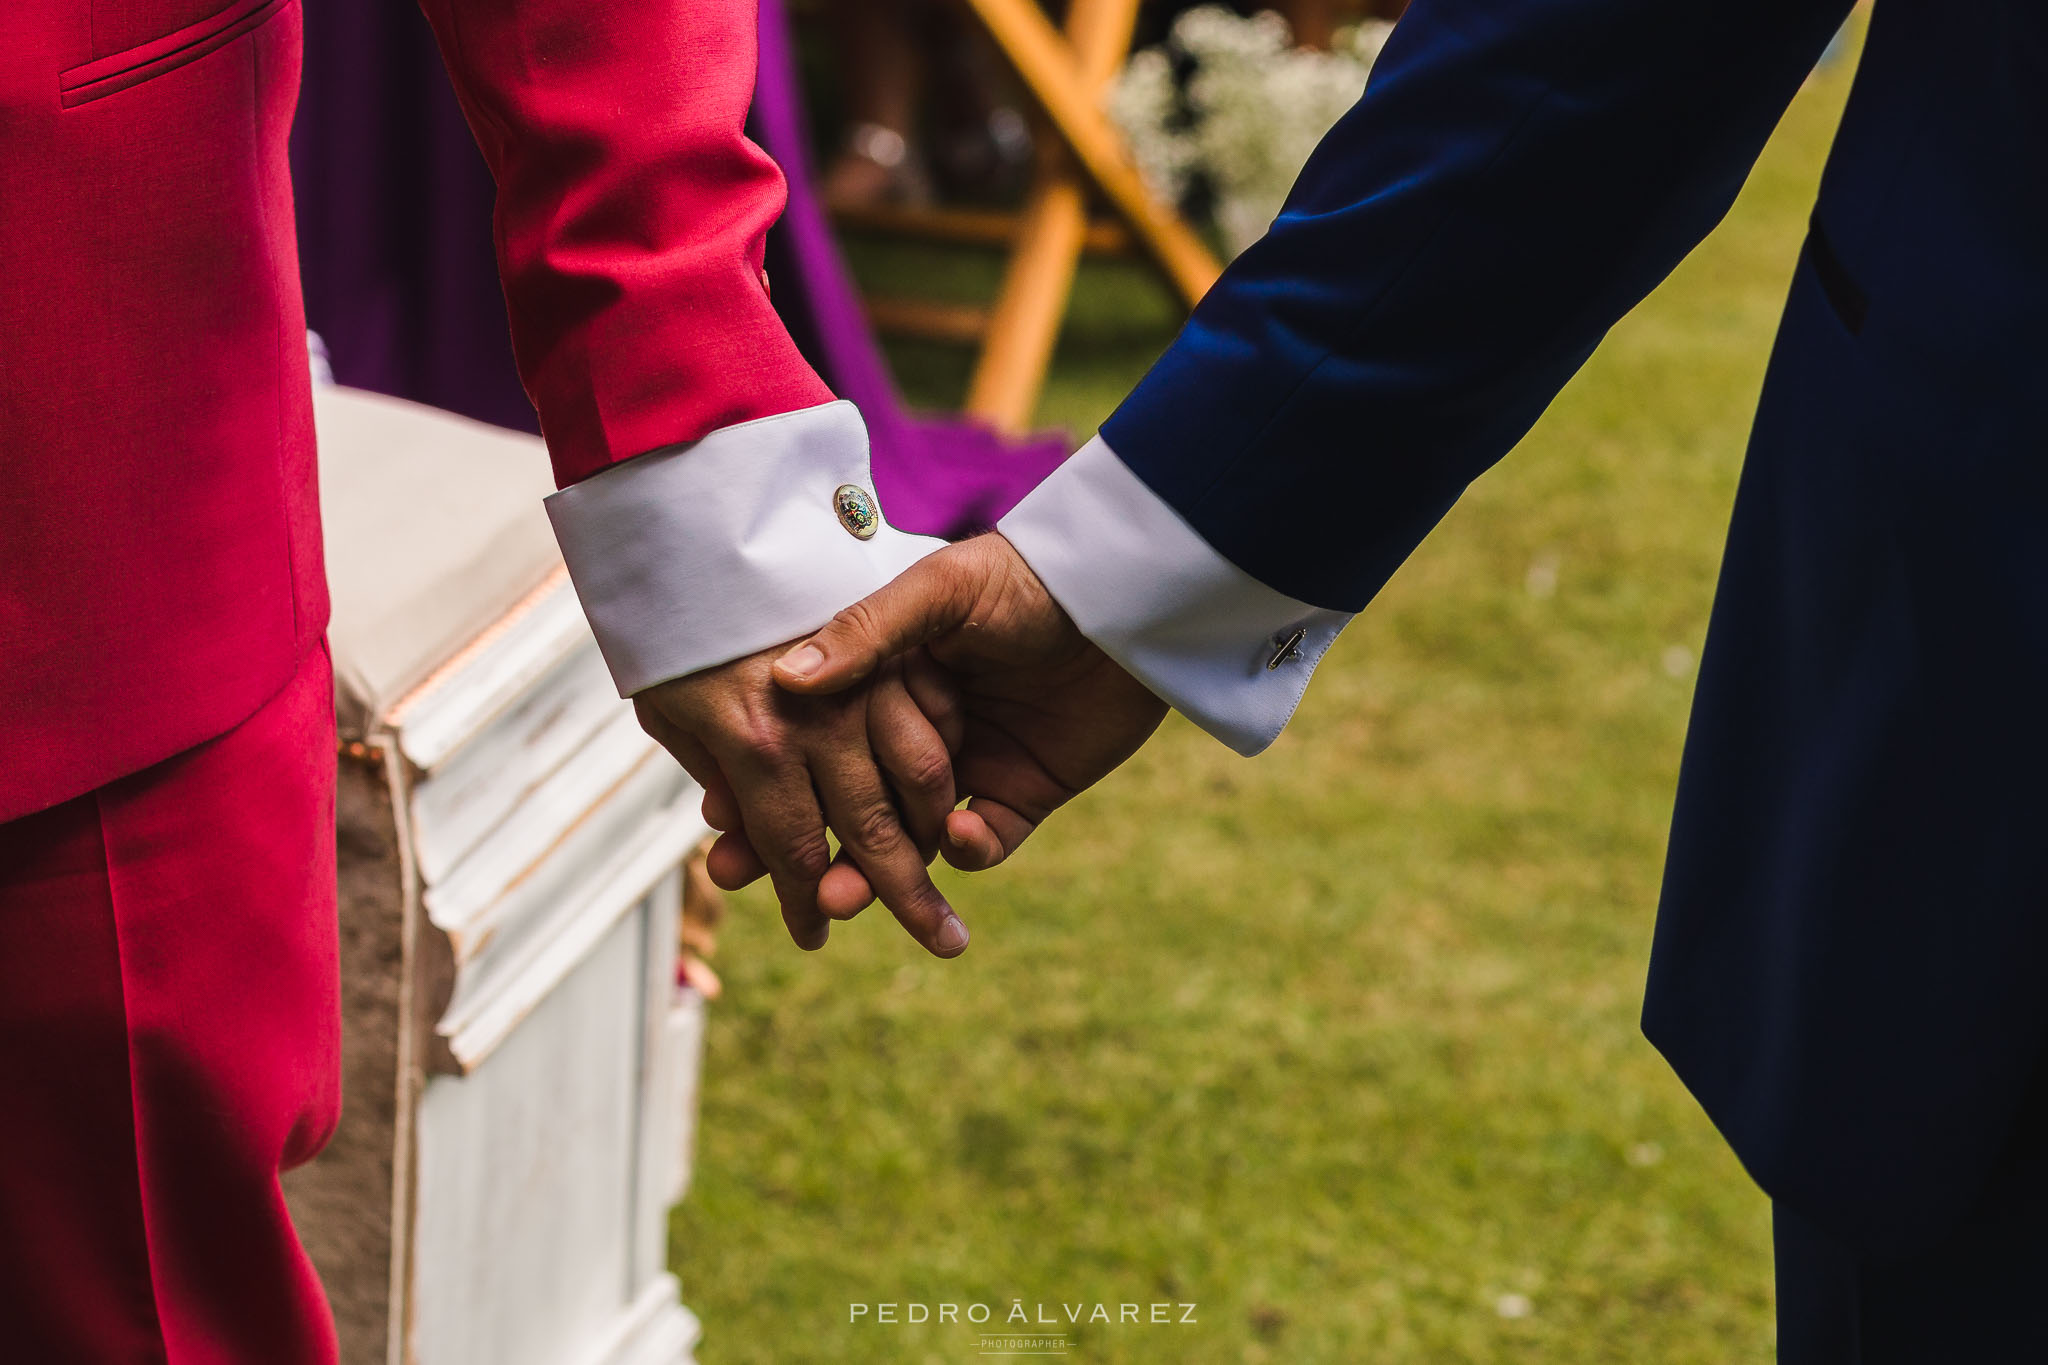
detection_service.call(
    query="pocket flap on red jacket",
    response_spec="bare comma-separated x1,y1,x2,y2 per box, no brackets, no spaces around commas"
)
60,0,289,107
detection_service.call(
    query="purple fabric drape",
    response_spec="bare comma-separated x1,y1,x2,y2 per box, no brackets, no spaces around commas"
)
290,0,1070,538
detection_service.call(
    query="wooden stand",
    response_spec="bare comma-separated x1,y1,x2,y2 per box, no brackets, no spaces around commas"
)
845,0,1222,433
286,387,708,1365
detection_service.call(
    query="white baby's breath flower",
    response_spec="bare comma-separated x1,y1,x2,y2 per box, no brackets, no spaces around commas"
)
1110,8,1395,256
1107,47,1194,205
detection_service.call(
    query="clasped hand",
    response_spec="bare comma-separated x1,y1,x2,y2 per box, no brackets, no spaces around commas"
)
633,536,1167,959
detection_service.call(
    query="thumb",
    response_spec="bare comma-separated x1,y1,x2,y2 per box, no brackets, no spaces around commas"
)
774,548,977,694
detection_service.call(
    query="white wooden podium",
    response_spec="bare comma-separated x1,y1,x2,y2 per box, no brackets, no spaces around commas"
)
286,386,708,1365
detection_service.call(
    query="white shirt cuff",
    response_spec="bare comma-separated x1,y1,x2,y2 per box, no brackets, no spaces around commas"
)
997,436,1352,756
545,400,946,695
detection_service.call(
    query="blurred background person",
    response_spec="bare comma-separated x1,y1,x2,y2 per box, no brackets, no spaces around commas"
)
814,0,1032,210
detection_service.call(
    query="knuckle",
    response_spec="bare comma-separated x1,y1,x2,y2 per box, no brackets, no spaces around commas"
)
830,598,880,643
780,830,834,883
846,799,905,853
898,744,953,799
729,714,786,764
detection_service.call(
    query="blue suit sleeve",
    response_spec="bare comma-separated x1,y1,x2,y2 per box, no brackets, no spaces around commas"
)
1100,0,1852,610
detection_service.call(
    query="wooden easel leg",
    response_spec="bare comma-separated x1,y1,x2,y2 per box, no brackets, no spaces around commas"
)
964,0,1141,433
960,0,1222,307
963,172,1087,433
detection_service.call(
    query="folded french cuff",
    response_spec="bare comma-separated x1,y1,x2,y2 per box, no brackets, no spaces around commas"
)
545,399,945,696
997,436,1352,757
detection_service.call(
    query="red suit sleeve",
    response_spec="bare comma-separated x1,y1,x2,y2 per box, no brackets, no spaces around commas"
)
414,0,835,486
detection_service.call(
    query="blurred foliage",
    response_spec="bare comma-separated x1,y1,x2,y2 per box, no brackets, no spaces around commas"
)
674,30,1860,1365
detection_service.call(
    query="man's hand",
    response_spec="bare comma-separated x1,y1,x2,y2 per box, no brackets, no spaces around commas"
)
633,644,971,957
771,535,1167,900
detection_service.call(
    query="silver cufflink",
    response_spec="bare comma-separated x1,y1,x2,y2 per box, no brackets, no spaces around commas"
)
1266,627,1308,670
833,484,880,540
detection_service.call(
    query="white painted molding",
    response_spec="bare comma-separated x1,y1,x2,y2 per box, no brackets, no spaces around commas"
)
571,1279,702,1365
407,641,619,884
392,573,595,773
422,707,662,934
316,387,711,1365
437,796,709,1072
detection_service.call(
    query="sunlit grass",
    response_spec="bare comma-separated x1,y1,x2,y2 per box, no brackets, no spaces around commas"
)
673,38,1859,1364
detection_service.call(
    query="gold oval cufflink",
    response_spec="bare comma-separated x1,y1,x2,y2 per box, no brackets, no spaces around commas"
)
834,484,880,540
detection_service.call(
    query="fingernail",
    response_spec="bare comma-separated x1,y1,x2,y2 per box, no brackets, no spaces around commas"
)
935,915,970,955
778,643,825,678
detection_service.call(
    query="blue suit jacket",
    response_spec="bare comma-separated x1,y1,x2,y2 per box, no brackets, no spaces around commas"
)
1102,0,2048,1251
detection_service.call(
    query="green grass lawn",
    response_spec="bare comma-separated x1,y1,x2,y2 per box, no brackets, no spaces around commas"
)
673,41,1859,1365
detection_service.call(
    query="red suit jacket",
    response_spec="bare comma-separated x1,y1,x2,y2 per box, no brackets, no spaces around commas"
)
0,0,833,824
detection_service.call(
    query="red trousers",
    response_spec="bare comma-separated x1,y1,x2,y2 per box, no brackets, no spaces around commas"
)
0,645,341,1363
